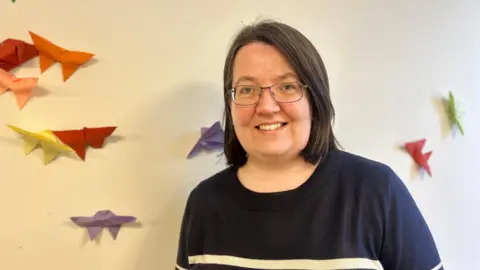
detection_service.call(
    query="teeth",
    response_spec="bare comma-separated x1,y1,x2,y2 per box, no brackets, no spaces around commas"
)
258,123,283,131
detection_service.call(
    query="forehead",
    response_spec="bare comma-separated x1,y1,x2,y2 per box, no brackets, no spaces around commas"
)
232,42,298,85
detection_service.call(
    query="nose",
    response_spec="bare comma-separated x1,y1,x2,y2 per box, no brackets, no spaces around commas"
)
255,88,280,114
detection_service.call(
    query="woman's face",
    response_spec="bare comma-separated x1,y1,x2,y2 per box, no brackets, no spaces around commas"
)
230,42,312,160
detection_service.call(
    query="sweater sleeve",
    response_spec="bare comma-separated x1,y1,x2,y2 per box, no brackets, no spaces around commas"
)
175,193,193,270
379,170,443,270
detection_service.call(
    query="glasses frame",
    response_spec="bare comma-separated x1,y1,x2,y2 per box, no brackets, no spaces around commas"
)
227,82,309,106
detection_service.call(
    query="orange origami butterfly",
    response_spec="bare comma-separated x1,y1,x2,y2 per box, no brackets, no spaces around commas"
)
29,31,94,82
0,68,38,109
52,127,117,160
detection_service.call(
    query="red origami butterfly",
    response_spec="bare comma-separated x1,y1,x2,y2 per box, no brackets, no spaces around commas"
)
52,127,117,160
0,39,39,71
404,138,433,176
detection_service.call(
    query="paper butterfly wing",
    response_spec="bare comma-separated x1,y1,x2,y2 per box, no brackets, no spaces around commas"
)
206,131,224,143
51,130,87,160
452,96,465,135
202,122,224,150
6,124,41,154
15,40,39,65
187,133,219,158
205,121,222,135
60,51,95,65
447,91,465,135
60,51,95,82
0,46,18,71
70,216,96,226
86,227,103,240
447,92,456,121
109,215,136,224
423,151,433,169
0,69,38,109
10,77,38,109
70,216,103,240
90,210,136,226
28,32,62,59
200,122,223,141
108,225,122,239
456,120,464,135
187,141,203,159
202,134,224,150
106,215,136,239
187,121,225,158
0,69,12,93
404,139,425,157
0,39,38,71
29,32,65,73
84,127,117,148
36,130,73,164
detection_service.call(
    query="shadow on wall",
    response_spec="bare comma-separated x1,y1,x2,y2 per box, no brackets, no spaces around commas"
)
133,182,191,270
130,81,224,270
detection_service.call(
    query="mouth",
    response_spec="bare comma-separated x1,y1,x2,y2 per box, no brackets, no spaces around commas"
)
255,122,288,131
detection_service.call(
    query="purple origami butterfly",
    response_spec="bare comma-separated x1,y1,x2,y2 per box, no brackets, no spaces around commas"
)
70,210,136,241
187,121,224,159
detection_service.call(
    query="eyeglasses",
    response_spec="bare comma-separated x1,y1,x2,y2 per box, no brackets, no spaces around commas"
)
228,82,308,106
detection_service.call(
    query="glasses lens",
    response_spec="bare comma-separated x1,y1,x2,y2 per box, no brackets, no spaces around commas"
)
232,83,305,105
271,83,303,102
234,85,259,105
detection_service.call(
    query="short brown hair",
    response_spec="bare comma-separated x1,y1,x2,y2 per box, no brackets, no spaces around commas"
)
222,19,340,168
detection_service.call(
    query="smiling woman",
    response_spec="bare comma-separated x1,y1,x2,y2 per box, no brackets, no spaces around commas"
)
175,19,443,270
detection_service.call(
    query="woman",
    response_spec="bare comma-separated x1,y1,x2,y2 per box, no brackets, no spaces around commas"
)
175,20,443,270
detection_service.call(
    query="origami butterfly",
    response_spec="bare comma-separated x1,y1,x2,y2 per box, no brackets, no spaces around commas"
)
187,121,224,159
0,38,38,71
51,126,117,160
6,124,73,165
445,90,464,136
404,138,433,176
70,210,136,241
29,31,94,82
0,69,38,110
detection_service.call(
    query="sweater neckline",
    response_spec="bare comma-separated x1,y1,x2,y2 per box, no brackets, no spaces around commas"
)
226,150,344,212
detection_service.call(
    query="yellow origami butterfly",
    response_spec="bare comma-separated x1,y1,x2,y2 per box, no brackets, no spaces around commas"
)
6,124,73,165
445,91,464,136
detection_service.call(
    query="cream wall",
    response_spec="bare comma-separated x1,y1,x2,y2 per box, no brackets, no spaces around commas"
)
0,0,478,269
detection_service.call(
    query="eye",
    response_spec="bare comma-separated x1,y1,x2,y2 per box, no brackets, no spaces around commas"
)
280,83,298,91
238,86,254,94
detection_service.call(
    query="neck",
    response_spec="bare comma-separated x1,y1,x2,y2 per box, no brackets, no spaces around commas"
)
246,154,307,171
238,154,318,193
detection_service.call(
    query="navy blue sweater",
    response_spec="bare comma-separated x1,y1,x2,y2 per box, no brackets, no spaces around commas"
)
175,150,443,270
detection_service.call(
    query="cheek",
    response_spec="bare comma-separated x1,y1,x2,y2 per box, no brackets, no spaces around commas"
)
231,106,255,127
281,100,311,122
281,101,312,141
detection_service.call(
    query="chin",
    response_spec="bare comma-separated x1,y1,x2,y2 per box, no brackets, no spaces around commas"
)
253,144,293,158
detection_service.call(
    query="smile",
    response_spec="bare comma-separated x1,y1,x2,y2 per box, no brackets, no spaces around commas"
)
255,122,287,131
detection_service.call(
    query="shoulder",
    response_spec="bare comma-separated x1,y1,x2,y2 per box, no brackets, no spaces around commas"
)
335,150,403,189
331,150,411,207
184,166,235,211
337,150,394,178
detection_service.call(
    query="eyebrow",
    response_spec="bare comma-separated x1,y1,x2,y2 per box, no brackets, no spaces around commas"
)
233,72,298,86
277,72,298,81
233,75,257,86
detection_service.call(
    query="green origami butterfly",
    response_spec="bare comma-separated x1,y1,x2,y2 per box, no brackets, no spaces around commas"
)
446,90,464,136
